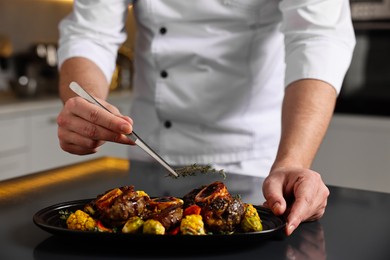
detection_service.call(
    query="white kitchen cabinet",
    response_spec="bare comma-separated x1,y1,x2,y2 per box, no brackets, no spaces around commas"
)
0,115,29,180
0,116,28,153
313,114,390,193
0,153,28,180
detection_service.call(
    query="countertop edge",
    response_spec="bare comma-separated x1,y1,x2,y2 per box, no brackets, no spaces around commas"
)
0,90,133,116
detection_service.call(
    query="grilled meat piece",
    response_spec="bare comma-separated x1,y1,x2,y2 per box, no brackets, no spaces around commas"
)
182,185,206,208
149,204,183,230
194,181,231,205
183,181,245,233
87,186,150,227
148,196,184,211
146,196,184,230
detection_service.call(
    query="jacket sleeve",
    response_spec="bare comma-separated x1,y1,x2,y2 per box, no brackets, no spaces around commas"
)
279,0,356,93
57,0,132,82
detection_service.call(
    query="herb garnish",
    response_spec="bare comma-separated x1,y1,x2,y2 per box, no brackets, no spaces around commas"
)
170,164,226,179
59,209,72,221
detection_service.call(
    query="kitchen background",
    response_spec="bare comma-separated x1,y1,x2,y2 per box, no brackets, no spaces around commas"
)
0,0,135,181
1,0,390,193
0,0,135,97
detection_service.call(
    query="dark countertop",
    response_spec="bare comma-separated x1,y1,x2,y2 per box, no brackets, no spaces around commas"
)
1,157,390,260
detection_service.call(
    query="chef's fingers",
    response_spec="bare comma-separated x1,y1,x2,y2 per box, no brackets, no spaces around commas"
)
97,99,134,125
262,173,288,216
67,97,133,136
57,121,106,154
57,108,130,147
286,172,329,236
91,98,134,128
61,97,134,144
57,99,134,151
119,115,133,124
60,112,132,145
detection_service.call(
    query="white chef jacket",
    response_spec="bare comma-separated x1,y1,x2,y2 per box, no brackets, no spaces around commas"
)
58,0,355,177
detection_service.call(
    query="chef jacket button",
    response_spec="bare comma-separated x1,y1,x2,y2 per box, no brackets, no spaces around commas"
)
159,27,167,35
161,70,168,78
164,121,172,128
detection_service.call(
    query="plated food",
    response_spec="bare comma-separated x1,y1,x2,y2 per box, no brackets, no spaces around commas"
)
59,181,263,235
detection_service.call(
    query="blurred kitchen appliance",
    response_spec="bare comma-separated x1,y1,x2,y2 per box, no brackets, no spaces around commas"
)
10,43,58,98
109,45,134,92
351,0,390,21
0,35,13,91
335,2,390,116
0,35,12,63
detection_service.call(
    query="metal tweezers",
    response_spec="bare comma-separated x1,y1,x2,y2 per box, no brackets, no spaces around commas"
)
69,81,178,177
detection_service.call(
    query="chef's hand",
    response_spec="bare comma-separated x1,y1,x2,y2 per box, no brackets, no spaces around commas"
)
57,96,134,155
262,167,329,236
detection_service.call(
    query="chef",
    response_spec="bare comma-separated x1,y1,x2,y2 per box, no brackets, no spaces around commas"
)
56,0,356,235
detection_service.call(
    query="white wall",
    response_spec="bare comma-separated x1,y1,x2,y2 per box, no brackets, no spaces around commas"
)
313,114,390,193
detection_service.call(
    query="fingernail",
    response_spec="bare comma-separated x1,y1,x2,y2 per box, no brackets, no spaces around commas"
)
272,202,281,211
287,224,295,235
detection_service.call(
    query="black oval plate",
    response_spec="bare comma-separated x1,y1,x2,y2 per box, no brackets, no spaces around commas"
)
33,199,286,248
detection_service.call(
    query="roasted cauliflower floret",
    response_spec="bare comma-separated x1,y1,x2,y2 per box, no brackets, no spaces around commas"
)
180,214,206,235
136,190,149,198
66,209,97,231
122,216,144,234
143,219,165,235
240,203,262,232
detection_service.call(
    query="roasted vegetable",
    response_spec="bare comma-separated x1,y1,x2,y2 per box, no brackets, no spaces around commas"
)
180,214,205,235
183,204,201,216
66,209,97,231
240,203,262,232
143,219,165,235
136,190,149,198
168,226,180,235
83,204,96,216
97,220,113,232
122,216,144,234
